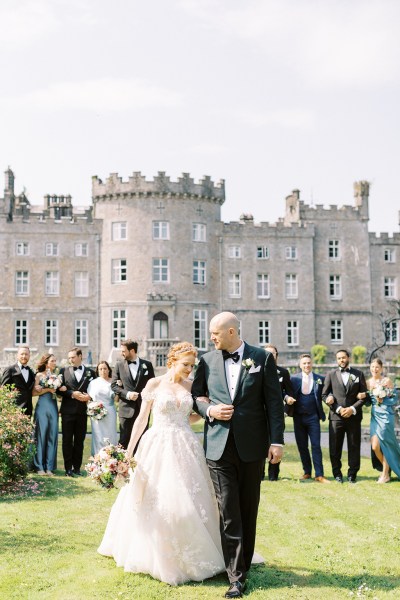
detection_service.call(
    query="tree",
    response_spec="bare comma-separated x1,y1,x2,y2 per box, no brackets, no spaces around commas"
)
368,300,400,362
311,344,328,364
352,346,367,364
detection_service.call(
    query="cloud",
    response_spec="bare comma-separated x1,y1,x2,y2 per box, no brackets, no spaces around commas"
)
179,0,400,88
232,108,315,129
1,78,184,112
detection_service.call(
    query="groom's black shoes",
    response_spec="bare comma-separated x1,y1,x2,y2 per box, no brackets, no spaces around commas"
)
224,581,246,598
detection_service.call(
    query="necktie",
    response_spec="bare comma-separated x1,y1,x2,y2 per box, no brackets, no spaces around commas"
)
128,360,137,365
222,350,240,363
21,365,28,371
340,367,350,373
73,366,82,371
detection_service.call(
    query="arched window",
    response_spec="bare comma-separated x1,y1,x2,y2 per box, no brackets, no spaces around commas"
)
153,311,168,339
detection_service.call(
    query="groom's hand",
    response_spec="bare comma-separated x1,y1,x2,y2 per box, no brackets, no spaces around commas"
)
209,404,234,421
268,445,283,464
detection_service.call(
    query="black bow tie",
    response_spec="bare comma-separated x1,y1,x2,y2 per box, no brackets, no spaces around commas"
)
73,366,83,371
21,365,29,371
128,360,137,365
340,367,350,373
222,350,240,363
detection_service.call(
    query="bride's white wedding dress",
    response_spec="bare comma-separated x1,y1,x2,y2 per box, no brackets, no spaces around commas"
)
98,387,225,585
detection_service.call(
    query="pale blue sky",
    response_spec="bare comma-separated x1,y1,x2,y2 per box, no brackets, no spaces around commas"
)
1,0,399,233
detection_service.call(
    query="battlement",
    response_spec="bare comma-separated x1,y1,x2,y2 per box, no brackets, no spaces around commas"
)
369,231,400,243
92,171,225,204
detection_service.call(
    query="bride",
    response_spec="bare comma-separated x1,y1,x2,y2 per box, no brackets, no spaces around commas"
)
98,342,225,585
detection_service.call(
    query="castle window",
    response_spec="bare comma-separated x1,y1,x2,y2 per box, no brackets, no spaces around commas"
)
75,242,88,257
152,258,169,283
15,319,28,345
112,309,126,348
331,319,343,343
45,271,60,296
258,321,270,345
384,277,396,298
386,321,399,344
287,321,299,346
228,274,241,298
15,271,29,296
112,259,127,283
193,260,206,285
384,248,395,263
329,275,342,299
192,223,206,242
285,246,297,260
16,242,29,256
75,319,89,346
153,312,168,339
328,240,340,260
257,246,269,260
285,274,298,299
257,274,270,298
45,320,59,346
75,272,89,297
112,222,127,241
45,242,59,257
194,309,208,350
153,221,169,240
228,246,241,258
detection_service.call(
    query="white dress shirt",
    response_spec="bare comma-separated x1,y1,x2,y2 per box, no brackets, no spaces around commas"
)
74,365,84,382
18,361,29,383
224,342,245,400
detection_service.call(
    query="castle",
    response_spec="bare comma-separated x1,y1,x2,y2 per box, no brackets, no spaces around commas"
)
1,167,399,366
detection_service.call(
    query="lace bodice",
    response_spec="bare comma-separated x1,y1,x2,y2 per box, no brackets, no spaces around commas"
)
142,388,194,428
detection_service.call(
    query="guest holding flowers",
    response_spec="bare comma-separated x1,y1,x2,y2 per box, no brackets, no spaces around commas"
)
367,358,400,483
33,353,65,475
87,361,117,455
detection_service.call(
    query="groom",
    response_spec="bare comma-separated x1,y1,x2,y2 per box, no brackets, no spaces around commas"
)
192,312,284,598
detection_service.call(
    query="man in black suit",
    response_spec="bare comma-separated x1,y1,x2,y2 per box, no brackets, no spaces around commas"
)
263,344,294,481
58,347,96,477
192,312,284,599
111,339,155,449
322,349,367,483
1,346,35,417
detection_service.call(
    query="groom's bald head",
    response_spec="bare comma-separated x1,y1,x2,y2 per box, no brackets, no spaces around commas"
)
209,312,241,352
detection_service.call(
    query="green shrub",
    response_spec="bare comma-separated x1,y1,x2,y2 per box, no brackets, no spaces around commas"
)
311,344,328,364
0,386,35,485
352,345,367,364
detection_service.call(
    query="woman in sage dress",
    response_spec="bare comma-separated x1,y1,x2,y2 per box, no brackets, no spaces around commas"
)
33,353,65,475
87,361,117,455
367,358,400,483
98,342,224,585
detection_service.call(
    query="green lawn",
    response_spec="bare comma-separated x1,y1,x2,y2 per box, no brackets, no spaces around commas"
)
0,440,399,600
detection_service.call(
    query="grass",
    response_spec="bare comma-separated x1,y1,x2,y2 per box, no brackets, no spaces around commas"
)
0,439,399,600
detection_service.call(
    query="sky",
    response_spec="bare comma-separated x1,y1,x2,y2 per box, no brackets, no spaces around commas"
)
1,0,399,234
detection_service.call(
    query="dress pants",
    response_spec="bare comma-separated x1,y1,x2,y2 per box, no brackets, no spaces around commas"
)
207,431,264,584
329,417,361,479
61,413,87,472
293,413,323,477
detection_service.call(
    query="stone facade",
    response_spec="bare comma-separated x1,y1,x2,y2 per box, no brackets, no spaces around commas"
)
0,167,399,366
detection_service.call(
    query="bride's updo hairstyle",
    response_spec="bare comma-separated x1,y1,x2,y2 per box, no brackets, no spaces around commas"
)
167,342,197,369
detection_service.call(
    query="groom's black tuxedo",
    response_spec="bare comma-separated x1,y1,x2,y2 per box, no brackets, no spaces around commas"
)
1,362,35,417
111,358,155,448
322,366,367,479
192,343,284,584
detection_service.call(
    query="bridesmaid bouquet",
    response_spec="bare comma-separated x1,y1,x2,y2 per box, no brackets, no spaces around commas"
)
372,383,394,404
87,401,108,420
39,371,63,390
85,441,136,490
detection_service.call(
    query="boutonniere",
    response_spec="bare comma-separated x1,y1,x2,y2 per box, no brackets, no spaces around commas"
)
141,364,148,373
85,370,93,380
242,358,255,370
316,378,322,385
350,374,359,383
279,377,283,382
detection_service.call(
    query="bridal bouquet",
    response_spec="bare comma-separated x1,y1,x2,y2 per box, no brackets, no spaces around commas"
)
39,370,63,390
85,442,136,490
87,401,108,420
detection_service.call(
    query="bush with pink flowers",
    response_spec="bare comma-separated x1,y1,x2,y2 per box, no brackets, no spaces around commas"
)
0,386,35,485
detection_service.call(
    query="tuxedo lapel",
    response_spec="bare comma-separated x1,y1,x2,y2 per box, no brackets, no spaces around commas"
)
15,364,32,388
336,369,346,391
233,344,252,401
134,360,142,389
124,360,136,387
217,351,232,402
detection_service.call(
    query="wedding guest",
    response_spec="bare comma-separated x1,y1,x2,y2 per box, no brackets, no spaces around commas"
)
32,353,66,475
193,312,284,599
87,361,118,455
1,346,35,417
322,349,367,484
263,343,294,481
367,358,400,483
111,339,155,449
58,347,96,477
289,354,329,483
98,342,225,584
